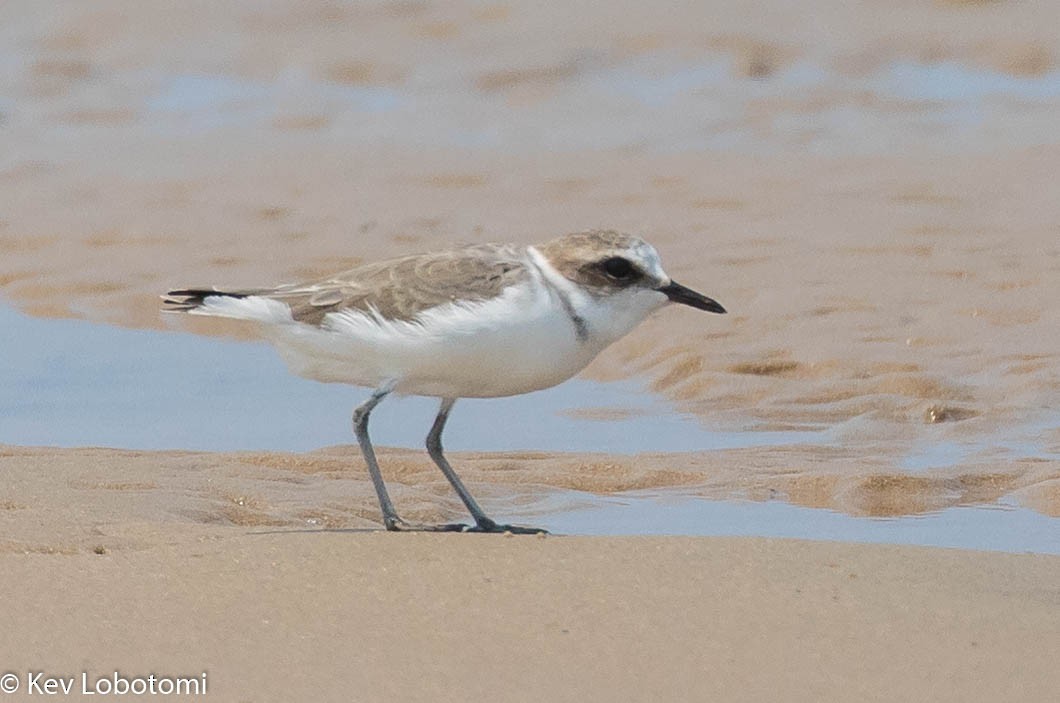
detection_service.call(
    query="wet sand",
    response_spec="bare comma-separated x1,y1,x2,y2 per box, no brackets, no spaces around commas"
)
2,1,1060,699
4,443,1058,546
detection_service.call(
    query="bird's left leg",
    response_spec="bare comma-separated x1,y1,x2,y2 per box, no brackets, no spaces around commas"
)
426,398,547,534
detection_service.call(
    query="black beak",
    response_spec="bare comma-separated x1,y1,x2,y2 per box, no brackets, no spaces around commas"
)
657,280,726,314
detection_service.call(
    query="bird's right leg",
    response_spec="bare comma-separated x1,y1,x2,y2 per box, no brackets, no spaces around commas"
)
352,385,403,529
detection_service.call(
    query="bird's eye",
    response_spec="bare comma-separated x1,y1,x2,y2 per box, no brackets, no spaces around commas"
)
602,257,634,279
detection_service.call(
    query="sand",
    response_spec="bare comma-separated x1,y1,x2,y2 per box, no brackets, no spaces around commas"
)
1,446,1058,702
1,0,1059,699
1,446,1059,701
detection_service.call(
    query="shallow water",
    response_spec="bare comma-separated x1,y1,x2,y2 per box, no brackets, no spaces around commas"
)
26,53,1055,154
0,304,803,453
517,493,1060,555
6,305,1056,465
2,305,1056,554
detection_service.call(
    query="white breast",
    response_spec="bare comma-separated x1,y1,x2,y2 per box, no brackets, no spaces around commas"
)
262,277,596,397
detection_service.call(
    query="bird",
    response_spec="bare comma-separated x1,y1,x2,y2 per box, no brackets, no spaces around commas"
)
163,229,725,533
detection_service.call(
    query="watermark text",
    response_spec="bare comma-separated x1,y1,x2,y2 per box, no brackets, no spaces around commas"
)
1,671,207,696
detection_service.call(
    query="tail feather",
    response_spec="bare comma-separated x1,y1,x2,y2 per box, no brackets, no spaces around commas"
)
162,287,294,324
162,288,253,312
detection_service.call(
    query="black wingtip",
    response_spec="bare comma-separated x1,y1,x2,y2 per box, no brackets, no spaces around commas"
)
161,288,250,311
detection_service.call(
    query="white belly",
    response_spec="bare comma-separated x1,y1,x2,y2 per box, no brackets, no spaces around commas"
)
267,280,601,398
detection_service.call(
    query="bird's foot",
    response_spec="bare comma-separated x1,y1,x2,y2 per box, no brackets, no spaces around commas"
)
383,516,547,534
384,516,467,532
461,517,549,535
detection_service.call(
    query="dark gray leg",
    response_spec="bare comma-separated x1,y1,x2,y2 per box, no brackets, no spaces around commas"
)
352,386,464,532
426,398,547,534
426,398,493,527
352,386,403,530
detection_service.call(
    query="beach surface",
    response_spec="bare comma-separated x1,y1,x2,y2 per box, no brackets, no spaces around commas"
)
1,445,1059,702
1,445,1058,702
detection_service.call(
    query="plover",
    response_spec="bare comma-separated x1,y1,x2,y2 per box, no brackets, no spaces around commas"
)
163,229,725,533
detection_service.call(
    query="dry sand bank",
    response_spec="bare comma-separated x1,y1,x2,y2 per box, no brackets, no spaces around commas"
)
1,444,1056,701
0,514,1057,702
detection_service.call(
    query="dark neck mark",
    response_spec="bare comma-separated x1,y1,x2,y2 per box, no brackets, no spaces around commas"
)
528,255,590,343
555,288,590,343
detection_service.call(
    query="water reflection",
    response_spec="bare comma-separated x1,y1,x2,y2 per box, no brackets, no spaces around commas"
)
0,304,794,453
522,492,1060,555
